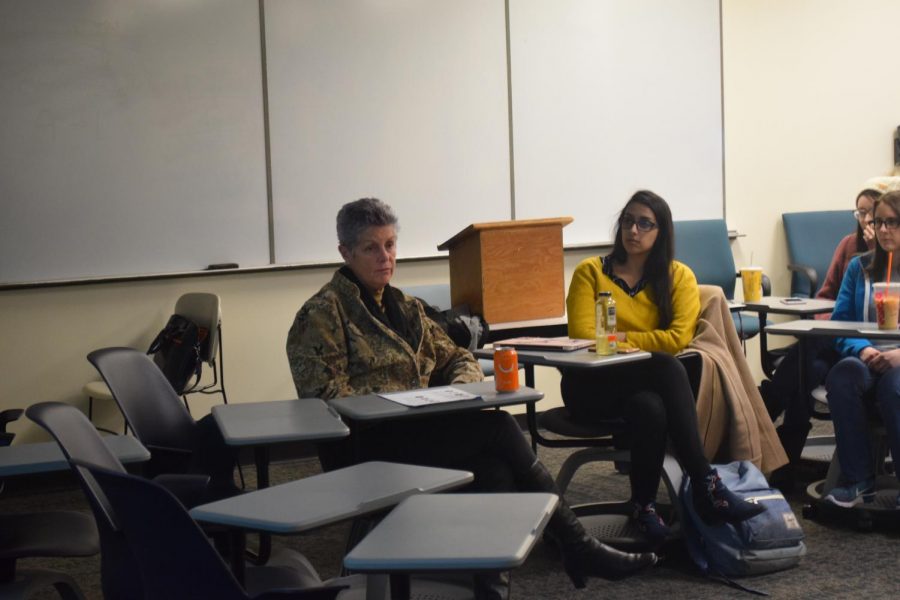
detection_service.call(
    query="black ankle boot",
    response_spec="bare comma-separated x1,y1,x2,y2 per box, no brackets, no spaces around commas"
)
693,468,767,525
522,461,657,588
631,501,671,543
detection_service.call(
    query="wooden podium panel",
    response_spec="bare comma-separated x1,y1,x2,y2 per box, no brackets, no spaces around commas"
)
438,217,572,323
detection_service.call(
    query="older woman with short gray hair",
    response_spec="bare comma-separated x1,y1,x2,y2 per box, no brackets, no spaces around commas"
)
286,198,656,592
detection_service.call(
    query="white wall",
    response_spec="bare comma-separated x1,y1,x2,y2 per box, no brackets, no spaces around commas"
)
3,0,900,442
721,0,900,371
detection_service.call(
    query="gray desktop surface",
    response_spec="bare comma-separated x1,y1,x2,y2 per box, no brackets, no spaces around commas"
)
473,347,650,369
212,397,349,446
0,435,149,477
744,296,835,316
189,461,473,534
343,493,558,572
766,319,900,339
329,381,541,421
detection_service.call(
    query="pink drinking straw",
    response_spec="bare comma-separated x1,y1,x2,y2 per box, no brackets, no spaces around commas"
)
889,252,894,285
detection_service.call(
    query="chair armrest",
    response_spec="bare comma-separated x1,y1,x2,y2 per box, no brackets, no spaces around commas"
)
787,263,818,295
152,473,211,508
0,408,24,432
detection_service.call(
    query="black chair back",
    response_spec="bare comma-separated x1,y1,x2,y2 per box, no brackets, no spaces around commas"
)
88,347,197,461
87,464,345,600
26,401,144,599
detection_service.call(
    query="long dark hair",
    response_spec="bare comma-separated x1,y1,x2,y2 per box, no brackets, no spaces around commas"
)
866,191,900,280
855,190,882,253
609,190,675,328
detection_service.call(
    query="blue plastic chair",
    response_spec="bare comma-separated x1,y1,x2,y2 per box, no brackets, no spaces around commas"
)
673,219,768,341
782,210,856,298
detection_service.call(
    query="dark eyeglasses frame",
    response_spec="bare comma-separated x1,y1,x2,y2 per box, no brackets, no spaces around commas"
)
873,217,900,231
620,214,658,233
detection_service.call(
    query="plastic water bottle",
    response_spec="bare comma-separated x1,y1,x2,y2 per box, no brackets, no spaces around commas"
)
595,292,617,355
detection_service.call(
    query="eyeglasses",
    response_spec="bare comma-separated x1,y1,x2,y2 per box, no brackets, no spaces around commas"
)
620,215,658,233
873,217,900,230
853,209,872,220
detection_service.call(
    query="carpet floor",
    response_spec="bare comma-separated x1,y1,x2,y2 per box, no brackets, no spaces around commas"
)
4,422,899,599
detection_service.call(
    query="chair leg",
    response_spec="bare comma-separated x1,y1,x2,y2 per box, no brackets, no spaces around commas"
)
217,323,228,404
555,448,630,496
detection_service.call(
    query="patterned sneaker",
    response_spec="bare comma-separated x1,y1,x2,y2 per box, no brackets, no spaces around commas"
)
824,479,875,508
632,501,671,542
692,468,767,525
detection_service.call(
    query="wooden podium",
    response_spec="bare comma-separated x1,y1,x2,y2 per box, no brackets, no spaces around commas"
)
437,217,573,323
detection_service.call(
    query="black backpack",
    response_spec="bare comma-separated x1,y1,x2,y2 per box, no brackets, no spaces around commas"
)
147,314,208,394
418,300,489,351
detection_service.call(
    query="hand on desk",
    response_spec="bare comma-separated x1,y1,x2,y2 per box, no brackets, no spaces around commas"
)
860,347,900,373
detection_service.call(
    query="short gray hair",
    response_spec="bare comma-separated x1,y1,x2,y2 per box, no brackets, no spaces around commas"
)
336,198,398,249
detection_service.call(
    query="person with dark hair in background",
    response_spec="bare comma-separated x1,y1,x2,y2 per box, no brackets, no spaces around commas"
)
762,176,900,489
286,197,657,593
824,189,900,509
563,190,766,545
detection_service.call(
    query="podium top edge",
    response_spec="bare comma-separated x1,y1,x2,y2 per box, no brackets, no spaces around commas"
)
437,217,573,251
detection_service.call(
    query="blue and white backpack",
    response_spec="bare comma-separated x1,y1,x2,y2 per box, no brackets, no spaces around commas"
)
680,461,806,594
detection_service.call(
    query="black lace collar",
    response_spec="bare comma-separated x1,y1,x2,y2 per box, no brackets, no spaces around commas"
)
601,255,647,297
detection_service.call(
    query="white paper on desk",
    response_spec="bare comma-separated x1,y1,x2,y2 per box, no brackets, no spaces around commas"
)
379,386,480,407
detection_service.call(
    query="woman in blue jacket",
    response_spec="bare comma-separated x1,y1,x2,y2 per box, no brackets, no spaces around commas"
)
825,190,900,508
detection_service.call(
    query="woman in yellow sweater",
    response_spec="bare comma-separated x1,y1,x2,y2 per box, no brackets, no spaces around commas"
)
563,190,764,543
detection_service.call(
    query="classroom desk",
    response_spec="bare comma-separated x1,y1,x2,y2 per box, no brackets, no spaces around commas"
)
189,461,472,534
211,397,350,565
472,347,650,451
764,318,900,389
189,461,473,585
343,492,558,600
764,318,885,398
765,319,900,459
211,398,349,489
744,296,835,377
329,381,542,423
0,435,149,477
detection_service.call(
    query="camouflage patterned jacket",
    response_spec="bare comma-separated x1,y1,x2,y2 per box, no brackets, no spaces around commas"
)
286,270,484,400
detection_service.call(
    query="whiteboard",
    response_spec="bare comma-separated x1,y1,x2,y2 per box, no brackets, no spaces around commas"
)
265,0,512,264
0,0,724,286
0,0,269,283
509,0,724,245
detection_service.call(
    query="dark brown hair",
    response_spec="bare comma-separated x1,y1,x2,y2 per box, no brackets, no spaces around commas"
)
609,190,675,328
855,189,883,253
865,191,900,280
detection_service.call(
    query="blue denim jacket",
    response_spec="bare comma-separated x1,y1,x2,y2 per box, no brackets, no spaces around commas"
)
831,253,875,357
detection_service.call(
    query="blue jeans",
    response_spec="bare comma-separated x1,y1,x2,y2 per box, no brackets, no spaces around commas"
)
825,357,900,484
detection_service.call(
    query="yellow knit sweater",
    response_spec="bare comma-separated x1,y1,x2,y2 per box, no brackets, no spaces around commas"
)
566,256,700,354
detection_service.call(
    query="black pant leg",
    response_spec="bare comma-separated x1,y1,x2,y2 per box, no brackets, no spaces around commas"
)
560,352,711,494
319,410,538,491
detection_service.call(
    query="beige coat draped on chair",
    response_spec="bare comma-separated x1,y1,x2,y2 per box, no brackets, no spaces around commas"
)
685,285,788,475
